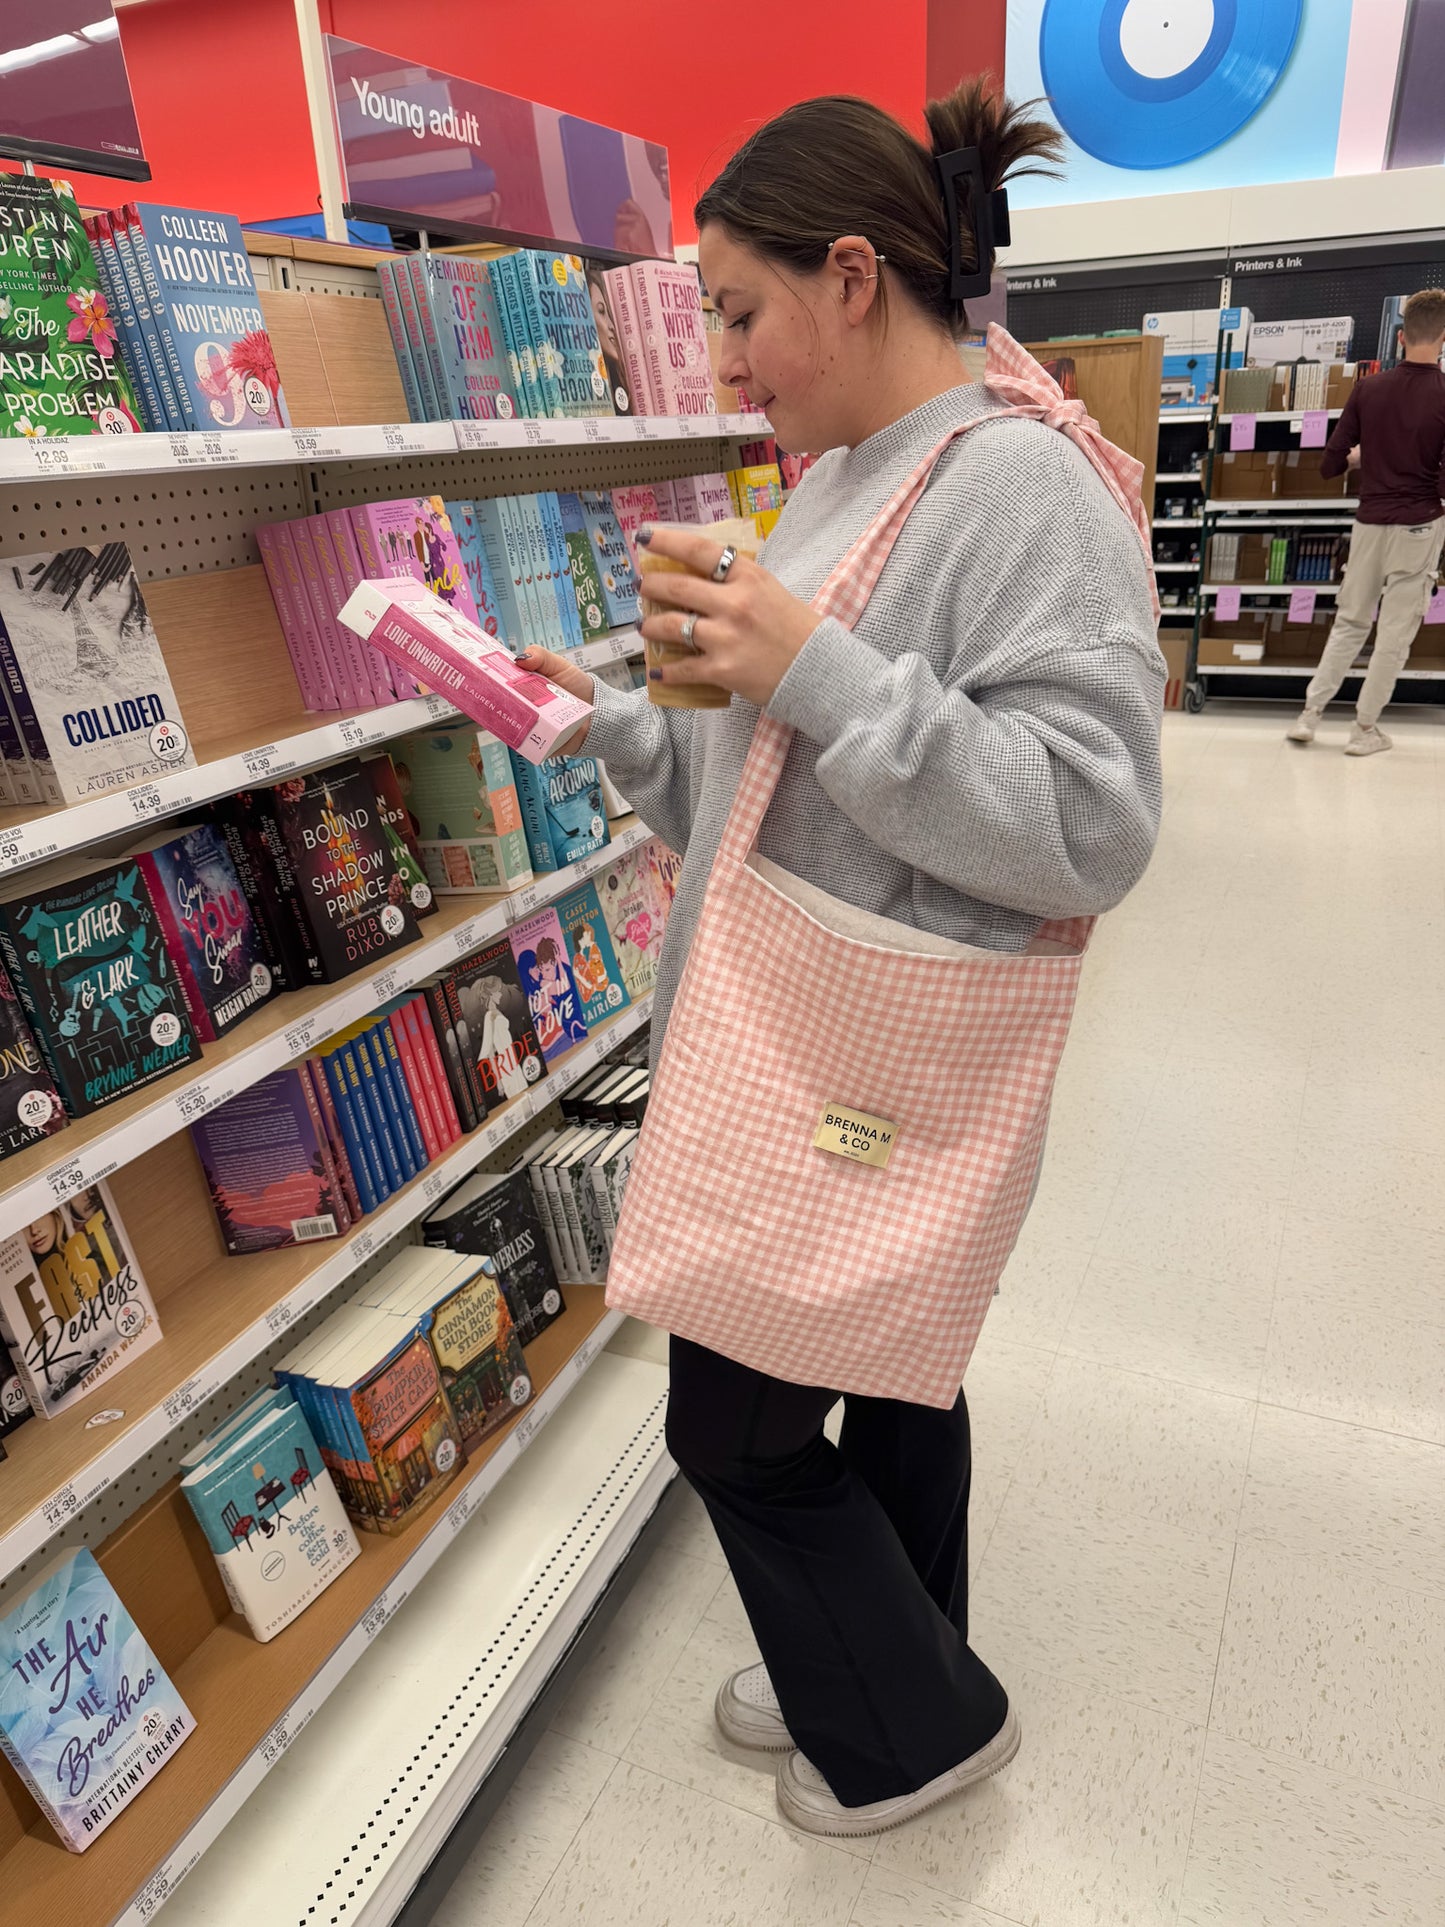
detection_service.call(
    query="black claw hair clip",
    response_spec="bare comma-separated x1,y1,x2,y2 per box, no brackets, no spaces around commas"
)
935,147,1011,301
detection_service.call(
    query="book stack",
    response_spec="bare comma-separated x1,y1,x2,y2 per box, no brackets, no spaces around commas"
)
379,250,612,424
180,1385,360,1641
395,723,534,896
256,496,485,713
511,748,611,876
728,462,786,539
447,493,588,653
0,1180,161,1420
0,176,143,438
601,261,716,418
422,1166,564,1346
1292,534,1344,583
0,957,67,1165
516,1053,652,1282
81,201,290,434
0,1549,194,1852
0,544,196,805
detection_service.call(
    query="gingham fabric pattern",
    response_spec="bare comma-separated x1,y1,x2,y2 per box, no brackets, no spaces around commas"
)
982,322,1161,619
606,347,1148,1406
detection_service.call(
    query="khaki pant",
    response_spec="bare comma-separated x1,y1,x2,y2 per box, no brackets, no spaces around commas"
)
1305,517,1445,727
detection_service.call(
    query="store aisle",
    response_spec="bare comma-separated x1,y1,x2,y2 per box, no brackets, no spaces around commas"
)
431,708,1445,1927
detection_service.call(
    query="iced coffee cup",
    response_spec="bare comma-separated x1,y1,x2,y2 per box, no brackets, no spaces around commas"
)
636,516,762,709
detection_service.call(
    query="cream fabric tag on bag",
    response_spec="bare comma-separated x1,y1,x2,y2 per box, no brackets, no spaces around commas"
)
812,1106,900,1170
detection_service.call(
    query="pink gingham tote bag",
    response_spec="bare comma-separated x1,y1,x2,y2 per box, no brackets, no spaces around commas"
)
606,331,1155,1407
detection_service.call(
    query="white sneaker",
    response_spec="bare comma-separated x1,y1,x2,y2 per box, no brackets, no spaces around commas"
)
1285,709,1322,744
775,1706,1021,1839
714,1663,794,1753
1345,724,1393,756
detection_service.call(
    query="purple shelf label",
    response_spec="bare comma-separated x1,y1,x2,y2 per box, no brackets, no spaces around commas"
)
1216,587,1242,622
1300,411,1329,449
1230,415,1256,451
1288,587,1317,623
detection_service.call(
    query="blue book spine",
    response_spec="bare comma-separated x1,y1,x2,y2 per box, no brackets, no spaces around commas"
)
340,1039,393,1201
89,217,165,432
327,1055,387,1202
471,499,534,650
112,214,188,429
492,254,543,416
377,260,426,424
425,257,518,421
404,254,454,418
362,1019,422,1179
509,494,557,649
515,253,565,416
388,255,439,420
508,750,560,875
373,1013,429,1173
539,491,586,650
120,208,197,429
351,1033,408,1191
130,203,289,430
322,1046,381,1212
444,499,508,644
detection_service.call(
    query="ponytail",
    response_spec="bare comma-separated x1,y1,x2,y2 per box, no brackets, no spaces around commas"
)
694,75,1063,334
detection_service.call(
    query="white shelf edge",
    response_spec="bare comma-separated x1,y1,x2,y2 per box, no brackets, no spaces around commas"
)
114,1312,644,1927
574,628,642,672
0,819,654,1244
0,991,654,1581
1200,584,1340,598
1204,500,1358,514
1153,562,1200,573
1217,409,1343,424
1153,517,1203,529
1158,409,1214,423
1199,661,1445,680
0,414,772,485
1155,473,1204,484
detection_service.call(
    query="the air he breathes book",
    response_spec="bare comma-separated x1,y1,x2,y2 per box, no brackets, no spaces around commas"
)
0,1548,194,1851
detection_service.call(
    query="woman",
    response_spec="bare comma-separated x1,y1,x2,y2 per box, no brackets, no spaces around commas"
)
521,77,1163,1839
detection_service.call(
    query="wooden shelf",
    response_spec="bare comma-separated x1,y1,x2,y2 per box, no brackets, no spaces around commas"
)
0,994,651,1581
0,1291,619,1927
0,820,650,1243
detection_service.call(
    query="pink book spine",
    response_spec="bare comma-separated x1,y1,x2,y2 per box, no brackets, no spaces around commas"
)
603,267,657,414
637,262,714,418
312,516,389,708
348,508,421,698
410,994,463,1142
325,509,395,702
292,520,360,709
610,485,662,568
404,994,460,1144
133,851,217,1043
650,479,682,521
306,1058,361,1225
388,1009,443,1163
256,522,337,711
296,1060,351,1238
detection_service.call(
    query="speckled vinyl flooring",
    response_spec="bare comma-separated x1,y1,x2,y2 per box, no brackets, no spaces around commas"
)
431,707,1445,1927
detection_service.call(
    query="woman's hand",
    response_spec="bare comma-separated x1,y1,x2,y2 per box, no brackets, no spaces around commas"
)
517,646,594,754
636,525,822,707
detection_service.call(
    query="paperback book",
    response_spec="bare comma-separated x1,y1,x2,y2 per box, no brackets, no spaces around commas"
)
521,252,611,418
0,547,196,804
180,1395,360,1642
271,759,422,982
423,1258,531,1448
0,1332,31,1437
631,262,716,417
417,254,518,421
127,203,289,430
0,960,67,1163
557,493,609,642
596,844,666,1001
0,1549,194,1852
350,497,481,630
510,908,588,1062
557,880,630,1028
0,1182,161,1420
362,753,435,918
0,861,203,1116
445,499,507,642
422,1167,564,1347
510,749,610,872
339,1323,465,1533
448,934,547,1112
395,724,532,896
190,1068,347,1254
129,822,276,1041
583,262,634,416
0,176,141,439
577,492,640,626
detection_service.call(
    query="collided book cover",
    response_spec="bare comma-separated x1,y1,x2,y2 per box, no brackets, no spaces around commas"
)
127,203,289,430
271,759,421,982
448,935,546,1111
0,1181,161,1420
0,1548,194,1852
0,546,196,804
509,908,588,1063
0,176,141,439
0,960,67,1163
130,821,276,1042
0,861,202,1116
189,1068,346,1255
557,880,630,1030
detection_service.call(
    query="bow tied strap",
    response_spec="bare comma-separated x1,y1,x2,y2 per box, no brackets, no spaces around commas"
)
982,323,1161,620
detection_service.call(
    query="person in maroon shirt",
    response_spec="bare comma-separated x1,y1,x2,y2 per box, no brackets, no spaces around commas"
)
1288,288,1445,754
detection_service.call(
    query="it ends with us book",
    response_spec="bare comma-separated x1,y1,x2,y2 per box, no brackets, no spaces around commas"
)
0,1548,194,1851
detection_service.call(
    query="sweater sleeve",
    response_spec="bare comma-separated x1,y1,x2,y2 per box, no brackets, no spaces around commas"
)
1320,388,1361,480
582,672,699,856
766,424,1164,920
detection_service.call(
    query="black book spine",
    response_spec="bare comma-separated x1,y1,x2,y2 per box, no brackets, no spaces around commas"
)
256,790,326,985
0,917,74,1113
209,804,292,991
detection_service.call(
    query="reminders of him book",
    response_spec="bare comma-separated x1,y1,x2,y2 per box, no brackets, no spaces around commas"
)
0,1547,194,1851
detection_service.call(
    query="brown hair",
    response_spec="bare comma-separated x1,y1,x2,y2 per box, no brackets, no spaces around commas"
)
1403,288,1445,345
694,75,1062,335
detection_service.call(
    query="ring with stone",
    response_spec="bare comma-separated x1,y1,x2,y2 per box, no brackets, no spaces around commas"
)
711,545,738,583
680,611,700,649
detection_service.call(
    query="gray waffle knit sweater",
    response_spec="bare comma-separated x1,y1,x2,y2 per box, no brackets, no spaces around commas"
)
586,382,1164,1057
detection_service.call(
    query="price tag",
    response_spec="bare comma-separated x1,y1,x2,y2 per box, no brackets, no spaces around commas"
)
452,922,479,955
30,438,101,476
177,1079,232,1124
421,692,453,720
515,1404,548,1451
47,1156,85,1205
163,1376,205,1425
133,1860,178,1920
199,434,241,466
574,1331,605,1375
291,430,322,459
168,434,197,466
264,1300,295,1338
338,717,369,749
631,418,658,440
41,1482,81,1531
510,882,541,921
456,418,506,451
284,1017,318,1058
0,835,22,867
242,745,278,780
260,1715,291,1765
1229,414,1256,451
422,1170,447,1205
127,783,164,821
583,419,604,443
380,423,424,454
1288,587,1317,623
676,416,699,439
371,965,400,1003
447,1489,474,1536
362,1585,407,1643
482,1120,505,1153
350,1228,376,1264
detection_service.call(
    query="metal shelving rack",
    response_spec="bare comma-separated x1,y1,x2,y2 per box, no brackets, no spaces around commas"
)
1154,407,1215,648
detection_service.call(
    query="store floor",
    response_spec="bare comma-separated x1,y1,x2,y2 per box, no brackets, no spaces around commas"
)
433,706,1445,1927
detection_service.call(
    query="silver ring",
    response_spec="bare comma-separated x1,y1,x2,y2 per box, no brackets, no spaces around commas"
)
710,544,738,583
680,611,699,648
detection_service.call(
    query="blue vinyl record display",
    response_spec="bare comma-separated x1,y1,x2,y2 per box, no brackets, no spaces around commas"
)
1040,0,1303,169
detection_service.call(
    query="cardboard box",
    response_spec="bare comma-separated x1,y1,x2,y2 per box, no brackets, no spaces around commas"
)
1283,451,1350,498
1158,629,1188,709
1245,317,1354,367
1198,634,1266,667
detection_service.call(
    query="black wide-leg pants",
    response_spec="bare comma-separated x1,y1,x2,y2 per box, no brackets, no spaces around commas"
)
666,1334,1010,1808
